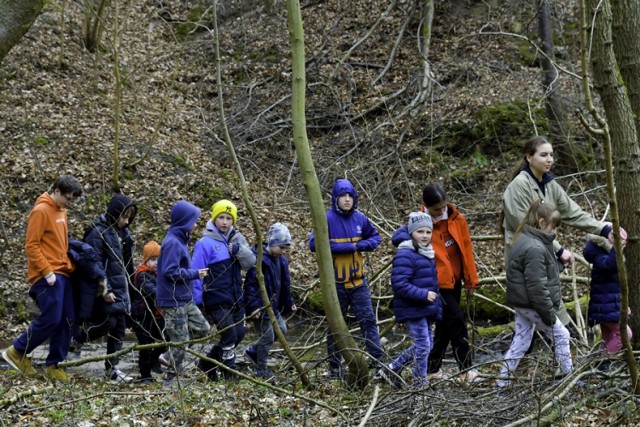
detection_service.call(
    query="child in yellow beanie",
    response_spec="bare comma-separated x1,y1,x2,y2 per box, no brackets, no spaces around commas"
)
192,199,256,381
130,240,167,384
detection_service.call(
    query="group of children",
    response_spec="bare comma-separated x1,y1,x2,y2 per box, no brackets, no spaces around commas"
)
2,174,630,390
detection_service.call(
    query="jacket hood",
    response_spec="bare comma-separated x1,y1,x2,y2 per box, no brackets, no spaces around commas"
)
331,179,358,215
106,194,137,226
586,234,612,252
203,219,230,241
35,192,60,211
520,224,556,245
170,200,201,237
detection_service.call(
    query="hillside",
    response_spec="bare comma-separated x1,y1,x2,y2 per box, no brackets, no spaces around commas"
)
1,0,630,425
0,0,609,334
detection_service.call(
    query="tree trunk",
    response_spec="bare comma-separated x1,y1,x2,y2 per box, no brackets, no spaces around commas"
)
0,0,46,64
537,0,575,170
286,0,369,389
609,0,640,349
588,0,640,350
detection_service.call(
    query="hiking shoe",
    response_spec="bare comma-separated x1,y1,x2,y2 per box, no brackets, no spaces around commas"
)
256,368,275,381
459,369,481,383
108,369,134,382
45,365,70,383
3,345,37,377
244,346,258,366
158,352,170,367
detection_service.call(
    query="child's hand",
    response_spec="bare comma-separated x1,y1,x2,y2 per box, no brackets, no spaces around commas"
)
104,292,116,303
427,291,437,302
198,268,208,279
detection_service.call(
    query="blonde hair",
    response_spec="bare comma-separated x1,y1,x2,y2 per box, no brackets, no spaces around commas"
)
513,199,561,241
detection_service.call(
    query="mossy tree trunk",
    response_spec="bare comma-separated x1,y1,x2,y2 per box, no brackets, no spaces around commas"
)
609,0,640,349
286,0,369,389
0,0,45,64
582,0,640,392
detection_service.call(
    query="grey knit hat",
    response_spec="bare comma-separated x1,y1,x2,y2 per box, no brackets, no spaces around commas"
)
407,211,433,235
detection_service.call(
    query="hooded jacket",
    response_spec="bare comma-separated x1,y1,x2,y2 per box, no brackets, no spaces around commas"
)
584,234,622,326
68,239,106,320
192,220,256,309
502,168,610,262
505,225,562,326
390,239,442,323
83,194,137,315
244,244,295,318
25,192,75,284
392,203,478,291
309,179,381,288
156,200,202,308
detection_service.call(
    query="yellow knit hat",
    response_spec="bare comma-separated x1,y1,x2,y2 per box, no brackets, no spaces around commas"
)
211,199,238,224
143,241,161,263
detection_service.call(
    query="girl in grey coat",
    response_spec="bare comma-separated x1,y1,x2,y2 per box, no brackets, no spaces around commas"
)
496,200,574,388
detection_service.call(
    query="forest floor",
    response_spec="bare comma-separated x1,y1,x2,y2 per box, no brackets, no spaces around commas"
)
0,0,637,425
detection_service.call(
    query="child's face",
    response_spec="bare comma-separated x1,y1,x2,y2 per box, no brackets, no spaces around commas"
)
269,245,289,257
411,227,433,247
146,257,158,269
117,208,133,229
337,193,354,211
214,213,234,233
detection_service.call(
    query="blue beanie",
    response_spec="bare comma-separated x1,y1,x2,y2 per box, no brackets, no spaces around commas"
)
268,223,292,247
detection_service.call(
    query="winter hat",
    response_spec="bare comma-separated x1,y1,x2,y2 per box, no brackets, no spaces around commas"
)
407,211,433,235
211,199,238,224
268,223,292,247
143,241,161,263
604,222,628,240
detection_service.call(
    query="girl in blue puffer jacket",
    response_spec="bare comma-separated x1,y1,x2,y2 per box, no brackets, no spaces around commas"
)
377,212,441,388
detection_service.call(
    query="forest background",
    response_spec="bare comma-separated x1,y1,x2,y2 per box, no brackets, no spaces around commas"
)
0,0,638,426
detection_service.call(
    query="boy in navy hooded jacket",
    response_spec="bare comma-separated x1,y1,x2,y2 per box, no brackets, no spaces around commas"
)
156,200,210,385
309,178,384,377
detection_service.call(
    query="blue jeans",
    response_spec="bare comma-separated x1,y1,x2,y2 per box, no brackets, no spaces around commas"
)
390,318,433,381
254,313,287,371
327,282,383,368
14,275,75,366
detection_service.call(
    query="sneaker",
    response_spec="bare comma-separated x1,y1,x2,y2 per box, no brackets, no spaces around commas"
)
328,364,345,380
245,346,258,366
3,345,38,377
158,352,170,367
45,365,70,383
374,364,404,389
459,369,481,383
256,368,275,381
108,369,134,382
136,376,155,385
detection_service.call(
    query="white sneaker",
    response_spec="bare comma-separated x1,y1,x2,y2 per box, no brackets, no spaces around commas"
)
108,369,133,382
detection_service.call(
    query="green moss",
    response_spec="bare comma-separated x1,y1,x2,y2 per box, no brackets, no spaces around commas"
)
190,182,224,210
517,37,539,67
308,290,325,314
461,284,511,322
34,136,49,146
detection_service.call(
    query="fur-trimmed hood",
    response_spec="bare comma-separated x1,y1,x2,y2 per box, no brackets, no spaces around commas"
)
585,234,612,252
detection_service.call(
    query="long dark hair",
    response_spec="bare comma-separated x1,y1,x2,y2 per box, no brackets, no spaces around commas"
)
422,183,448,207
499,136,552,235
